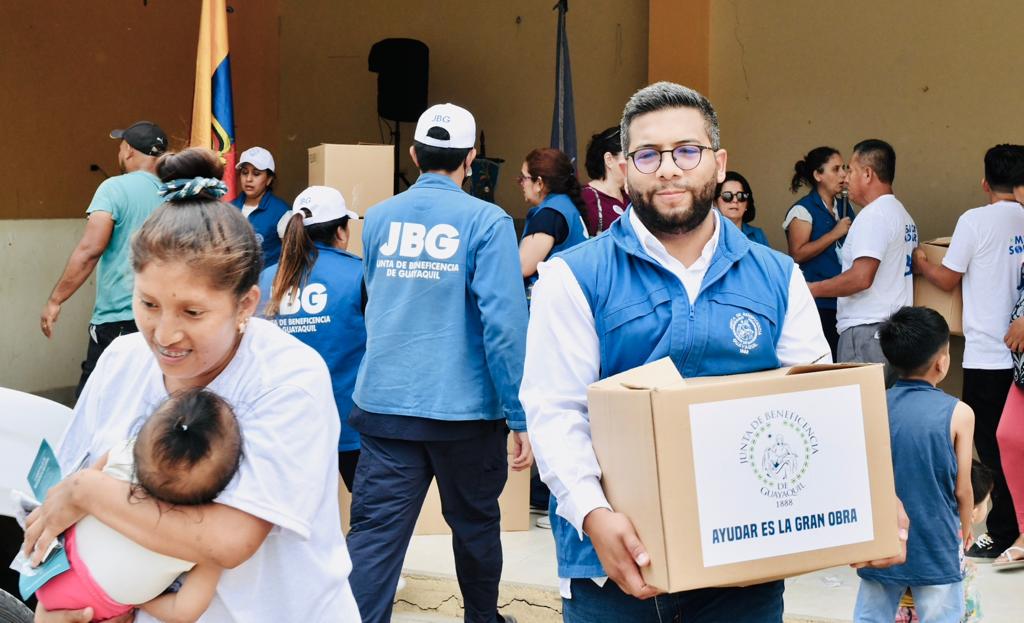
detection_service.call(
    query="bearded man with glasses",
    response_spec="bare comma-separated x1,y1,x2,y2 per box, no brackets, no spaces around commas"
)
520,82,906,622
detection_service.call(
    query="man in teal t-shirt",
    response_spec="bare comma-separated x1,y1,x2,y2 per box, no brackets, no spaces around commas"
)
40,121,167,397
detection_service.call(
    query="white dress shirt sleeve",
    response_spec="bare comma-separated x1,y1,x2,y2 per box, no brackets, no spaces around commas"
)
778,268,833,366
520,257,610,538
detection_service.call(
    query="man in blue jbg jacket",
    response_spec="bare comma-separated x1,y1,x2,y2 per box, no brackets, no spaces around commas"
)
346,103,532,623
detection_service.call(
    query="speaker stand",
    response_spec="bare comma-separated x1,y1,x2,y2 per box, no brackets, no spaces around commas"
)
389,121,413,195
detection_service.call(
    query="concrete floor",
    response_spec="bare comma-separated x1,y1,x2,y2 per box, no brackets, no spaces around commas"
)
396,520,1023,623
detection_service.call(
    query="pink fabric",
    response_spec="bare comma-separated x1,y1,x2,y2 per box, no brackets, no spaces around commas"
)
998,384,1024,533
35,525,134,621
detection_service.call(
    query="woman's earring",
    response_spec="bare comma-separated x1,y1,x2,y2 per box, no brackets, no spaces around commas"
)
239,317,249,334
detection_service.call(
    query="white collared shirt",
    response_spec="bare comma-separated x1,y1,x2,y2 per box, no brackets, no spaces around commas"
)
520,210,830,597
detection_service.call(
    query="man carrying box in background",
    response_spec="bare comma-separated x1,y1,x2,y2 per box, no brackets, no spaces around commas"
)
913,144,1024,562
345,103,532,623
520,82,837,622
808,139,917,387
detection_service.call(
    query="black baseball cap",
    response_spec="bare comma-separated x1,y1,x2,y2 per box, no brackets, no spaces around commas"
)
110,121,168,157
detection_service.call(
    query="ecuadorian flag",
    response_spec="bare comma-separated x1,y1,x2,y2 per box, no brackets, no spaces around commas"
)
190,0,237,200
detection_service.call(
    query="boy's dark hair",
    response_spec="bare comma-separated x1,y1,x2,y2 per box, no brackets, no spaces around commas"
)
134,388,243,506
971,459,995,506
412,127,471,173
879,306,950,377
853,139,896,185
984,144,1024,193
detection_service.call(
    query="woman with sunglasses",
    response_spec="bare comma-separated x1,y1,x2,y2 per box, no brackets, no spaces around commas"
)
518,148,589,303
783,146,853,358
715,171,769,247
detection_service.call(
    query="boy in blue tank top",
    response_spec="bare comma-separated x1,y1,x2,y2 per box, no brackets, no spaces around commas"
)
856,307,976,623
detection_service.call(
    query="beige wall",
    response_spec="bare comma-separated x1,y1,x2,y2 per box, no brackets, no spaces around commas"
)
0,220,95,393
0,0,280,220
709,1,1024,250
276,0,649,216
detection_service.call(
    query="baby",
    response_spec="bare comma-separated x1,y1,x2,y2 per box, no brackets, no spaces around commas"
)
31,387,242,622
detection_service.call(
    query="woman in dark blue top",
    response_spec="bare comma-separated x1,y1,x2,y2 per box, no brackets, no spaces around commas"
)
231,146,291,268
714,171,769,247
517,148,589,300
783,147,854,359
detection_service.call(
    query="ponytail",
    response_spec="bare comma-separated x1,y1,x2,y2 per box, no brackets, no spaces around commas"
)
265,213,351,317
790,146,839,193
266,212,317,317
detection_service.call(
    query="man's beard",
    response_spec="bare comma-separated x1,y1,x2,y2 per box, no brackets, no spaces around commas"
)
629,176,717,236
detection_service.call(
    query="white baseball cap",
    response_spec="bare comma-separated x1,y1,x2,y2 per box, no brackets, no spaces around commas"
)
414,103,476,149
292,186,359,226
236,146,276,173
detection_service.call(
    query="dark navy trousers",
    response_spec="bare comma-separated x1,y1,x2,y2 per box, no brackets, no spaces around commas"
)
346,426,508,623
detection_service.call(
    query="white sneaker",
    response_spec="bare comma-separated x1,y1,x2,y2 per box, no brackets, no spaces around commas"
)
536,515,551,529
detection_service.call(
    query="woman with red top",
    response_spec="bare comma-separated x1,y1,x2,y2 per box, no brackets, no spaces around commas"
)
581,126,627,236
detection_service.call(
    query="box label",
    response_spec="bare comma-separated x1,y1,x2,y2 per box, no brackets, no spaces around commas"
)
689,384,874,567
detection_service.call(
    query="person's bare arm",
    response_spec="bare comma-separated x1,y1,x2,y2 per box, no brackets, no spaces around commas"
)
911,247,962,292
1006,317,1024,352
140,564,222,623
519,233,556,279
24,469,270,569
41,212,115,338
951,402,976,549
808,257,881,299
786,218,851,263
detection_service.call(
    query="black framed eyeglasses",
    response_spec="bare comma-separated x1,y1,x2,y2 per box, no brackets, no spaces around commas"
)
627,144,714,174
516,174,538,184
719,191,750,203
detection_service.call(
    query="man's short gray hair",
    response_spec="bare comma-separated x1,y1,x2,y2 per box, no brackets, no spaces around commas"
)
620,82,720,154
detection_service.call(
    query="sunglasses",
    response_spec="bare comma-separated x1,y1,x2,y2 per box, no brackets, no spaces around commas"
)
719,191,750,203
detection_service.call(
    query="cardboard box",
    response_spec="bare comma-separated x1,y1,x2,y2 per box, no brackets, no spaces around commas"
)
335,438,531,536
913,238,964,336
588,359,899,593
307,144,394,216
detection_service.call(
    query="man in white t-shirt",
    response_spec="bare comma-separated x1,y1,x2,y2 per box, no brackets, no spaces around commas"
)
913,144,1024,560
808,139,917,386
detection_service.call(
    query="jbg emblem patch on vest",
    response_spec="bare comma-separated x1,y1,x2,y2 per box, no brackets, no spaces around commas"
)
730,312,762,354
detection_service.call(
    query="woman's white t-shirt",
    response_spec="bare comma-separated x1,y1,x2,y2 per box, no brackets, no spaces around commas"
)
57,318,360,622
942,200,1024,369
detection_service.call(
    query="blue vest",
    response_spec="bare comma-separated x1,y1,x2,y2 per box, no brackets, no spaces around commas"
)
792,190,854,310
859,380,962,586
232,191,291,268
523,193,589,291
258,244,366,451
354,173,529,429
550,210,793,579
741,222,769,247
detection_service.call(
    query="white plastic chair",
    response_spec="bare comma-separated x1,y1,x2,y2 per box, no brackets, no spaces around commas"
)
0,388,71,517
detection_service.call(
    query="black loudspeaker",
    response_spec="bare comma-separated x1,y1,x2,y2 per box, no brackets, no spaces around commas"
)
368,38,429,123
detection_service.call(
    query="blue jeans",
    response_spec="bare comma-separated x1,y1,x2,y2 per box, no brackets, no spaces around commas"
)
561,578,784,623
854,579,964,623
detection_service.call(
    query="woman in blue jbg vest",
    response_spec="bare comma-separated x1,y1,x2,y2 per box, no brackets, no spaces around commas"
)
518,147,589,303
232,146,291,269
259,185,366,491
783,146,854,359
